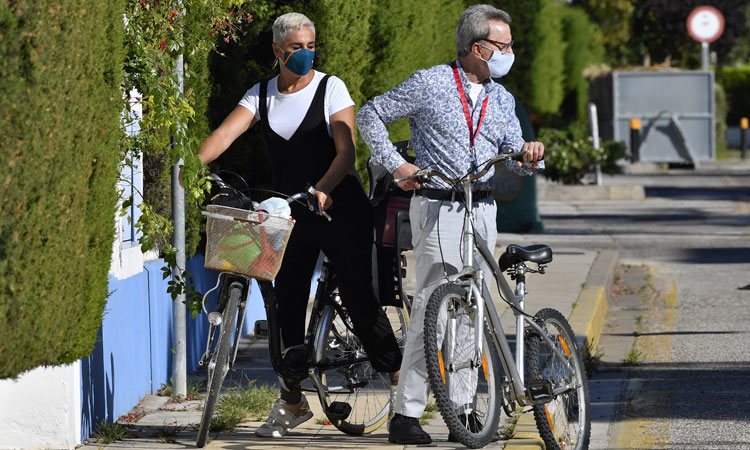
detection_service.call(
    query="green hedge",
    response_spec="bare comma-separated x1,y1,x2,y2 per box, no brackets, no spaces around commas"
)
717,65,750,125
0,0,124,378
561,6,603,123
500,0,566,116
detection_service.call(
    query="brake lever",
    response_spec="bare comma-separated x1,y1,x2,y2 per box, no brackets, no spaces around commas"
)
305,186,332,222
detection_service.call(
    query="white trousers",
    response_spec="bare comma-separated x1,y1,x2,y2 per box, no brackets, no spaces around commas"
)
394,195,498,418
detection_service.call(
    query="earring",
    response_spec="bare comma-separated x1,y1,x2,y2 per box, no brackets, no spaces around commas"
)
272,58,279,69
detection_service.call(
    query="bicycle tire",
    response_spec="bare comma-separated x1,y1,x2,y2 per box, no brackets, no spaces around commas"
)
424,283,503,449
196,283,242,448
314,298,407,435
525,308,591,450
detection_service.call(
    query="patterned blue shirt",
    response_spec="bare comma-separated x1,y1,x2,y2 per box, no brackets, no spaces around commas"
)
357,60,526,190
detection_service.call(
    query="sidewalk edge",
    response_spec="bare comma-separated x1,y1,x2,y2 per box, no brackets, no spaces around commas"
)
503,249,619,449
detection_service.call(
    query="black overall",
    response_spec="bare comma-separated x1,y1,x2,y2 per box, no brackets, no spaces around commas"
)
258,75,402,383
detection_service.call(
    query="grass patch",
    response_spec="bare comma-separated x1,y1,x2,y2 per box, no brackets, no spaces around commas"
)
498,422,516,440
210,382,277,432
93,422,131,444
157,378,205,401
623,348,643,366
583,342,605,377
155,425,181,443
419,402,438,425
716,146,743,160
497,405,523,440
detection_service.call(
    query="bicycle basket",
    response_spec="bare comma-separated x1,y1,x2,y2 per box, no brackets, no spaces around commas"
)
203,205,295,280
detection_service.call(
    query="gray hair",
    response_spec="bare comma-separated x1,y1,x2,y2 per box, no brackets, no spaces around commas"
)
455,4,512,57
272,12,315,44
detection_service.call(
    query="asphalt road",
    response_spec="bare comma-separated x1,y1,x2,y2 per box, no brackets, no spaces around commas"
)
535,162,750,449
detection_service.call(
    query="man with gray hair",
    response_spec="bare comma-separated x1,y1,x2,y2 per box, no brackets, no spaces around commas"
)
357,4,544,444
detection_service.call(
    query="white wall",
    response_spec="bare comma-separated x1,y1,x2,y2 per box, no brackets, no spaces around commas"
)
0,362,81,450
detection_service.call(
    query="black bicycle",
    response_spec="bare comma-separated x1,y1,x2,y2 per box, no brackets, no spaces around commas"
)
195,174,408,447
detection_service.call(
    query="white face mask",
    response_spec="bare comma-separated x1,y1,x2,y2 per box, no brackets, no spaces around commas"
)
483,51,515,78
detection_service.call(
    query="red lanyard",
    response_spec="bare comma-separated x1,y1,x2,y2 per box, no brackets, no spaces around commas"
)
451,61,488,150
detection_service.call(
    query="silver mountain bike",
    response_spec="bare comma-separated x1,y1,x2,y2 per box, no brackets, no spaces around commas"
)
402,151,591,449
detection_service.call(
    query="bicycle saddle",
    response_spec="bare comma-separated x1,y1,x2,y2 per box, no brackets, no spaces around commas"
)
498,244,553,271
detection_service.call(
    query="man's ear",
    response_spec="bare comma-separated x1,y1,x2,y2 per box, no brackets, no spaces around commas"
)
471,41,484,59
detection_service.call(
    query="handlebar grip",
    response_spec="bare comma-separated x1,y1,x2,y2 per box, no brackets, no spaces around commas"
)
305,186,333,222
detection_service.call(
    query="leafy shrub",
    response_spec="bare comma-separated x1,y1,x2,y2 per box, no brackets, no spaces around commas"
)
539,126,625,185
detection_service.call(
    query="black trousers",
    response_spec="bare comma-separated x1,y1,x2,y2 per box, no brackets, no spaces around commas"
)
273,190,403,375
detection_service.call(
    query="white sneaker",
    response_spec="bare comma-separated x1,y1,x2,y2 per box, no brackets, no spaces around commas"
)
255,397,313,438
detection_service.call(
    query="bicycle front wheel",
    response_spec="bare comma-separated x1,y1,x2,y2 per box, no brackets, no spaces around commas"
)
424,283,503,449
196,283,241,448
314,300,406,435
525,308,591,450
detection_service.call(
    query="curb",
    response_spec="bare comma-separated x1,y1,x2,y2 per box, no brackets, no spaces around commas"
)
504,249,620,449
538,184,645,201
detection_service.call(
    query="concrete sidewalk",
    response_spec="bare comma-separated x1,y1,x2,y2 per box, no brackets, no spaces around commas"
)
79,242,618,450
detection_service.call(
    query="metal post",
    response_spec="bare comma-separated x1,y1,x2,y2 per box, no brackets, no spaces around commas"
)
171,10,187,397
588,103,602,185
701,42,710,71
629,118,641,163
741,117,748,160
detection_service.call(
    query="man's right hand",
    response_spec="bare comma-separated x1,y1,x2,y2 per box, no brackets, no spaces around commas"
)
393,162,422,191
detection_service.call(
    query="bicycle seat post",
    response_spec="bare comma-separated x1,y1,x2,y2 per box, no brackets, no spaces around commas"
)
514,263,528,382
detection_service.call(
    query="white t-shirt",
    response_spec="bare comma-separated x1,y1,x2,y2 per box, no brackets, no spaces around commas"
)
238,71,355,140
468,82,482,105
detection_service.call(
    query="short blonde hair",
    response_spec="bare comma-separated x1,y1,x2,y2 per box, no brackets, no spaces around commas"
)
272,12,315,44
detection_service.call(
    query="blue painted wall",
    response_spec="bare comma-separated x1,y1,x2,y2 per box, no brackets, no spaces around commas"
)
80,255,267,440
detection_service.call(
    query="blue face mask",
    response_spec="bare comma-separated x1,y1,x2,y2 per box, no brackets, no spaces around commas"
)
484,51,515,78
281,48,315,76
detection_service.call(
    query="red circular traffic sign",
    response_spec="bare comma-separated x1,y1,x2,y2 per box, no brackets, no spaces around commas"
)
687,6,725,43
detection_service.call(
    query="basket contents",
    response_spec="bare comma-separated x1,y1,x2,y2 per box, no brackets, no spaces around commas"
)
203,205,294,280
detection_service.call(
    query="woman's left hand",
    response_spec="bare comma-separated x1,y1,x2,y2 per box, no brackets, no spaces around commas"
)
315,189,333,212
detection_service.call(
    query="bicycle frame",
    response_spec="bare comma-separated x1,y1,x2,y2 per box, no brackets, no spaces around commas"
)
442,177,574,407
199,274,250,372
255,261,369,386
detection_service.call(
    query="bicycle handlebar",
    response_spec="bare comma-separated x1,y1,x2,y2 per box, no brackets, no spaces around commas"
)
207,173,331,222
395,148,528,186
287,186,332,222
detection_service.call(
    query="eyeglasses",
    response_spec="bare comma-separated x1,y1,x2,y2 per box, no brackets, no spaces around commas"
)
480,38,514,53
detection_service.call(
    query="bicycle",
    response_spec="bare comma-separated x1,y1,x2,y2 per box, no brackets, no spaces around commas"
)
400,151,591,449
195,174,408,447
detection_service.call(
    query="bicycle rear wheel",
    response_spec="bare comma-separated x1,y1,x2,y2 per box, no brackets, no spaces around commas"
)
196,283,242,448
525,308,591,450
424,283,503,449
313,299,406,435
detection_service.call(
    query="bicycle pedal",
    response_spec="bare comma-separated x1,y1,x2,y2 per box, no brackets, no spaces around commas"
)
527,380,554,404
326,401,352,421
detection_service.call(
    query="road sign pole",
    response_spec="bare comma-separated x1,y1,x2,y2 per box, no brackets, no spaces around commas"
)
701,42,710,71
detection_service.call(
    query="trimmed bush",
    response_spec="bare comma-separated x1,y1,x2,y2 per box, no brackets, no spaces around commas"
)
572,0,633,66
0,0,124,378
499,0,566,115
717,65,750,125
561,6,604,123
715,82,728,154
